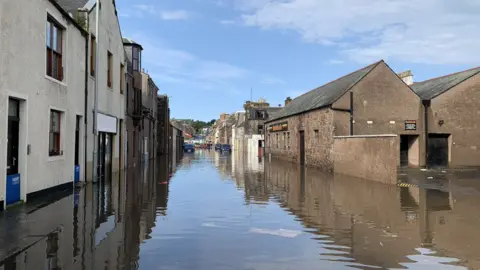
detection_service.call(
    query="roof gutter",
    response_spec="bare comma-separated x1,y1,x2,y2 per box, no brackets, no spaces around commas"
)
48,0,88,36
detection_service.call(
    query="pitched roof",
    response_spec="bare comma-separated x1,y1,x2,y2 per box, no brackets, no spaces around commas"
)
123,38,144,49
54,0,89,14
411,67,480,100
267,61,381,122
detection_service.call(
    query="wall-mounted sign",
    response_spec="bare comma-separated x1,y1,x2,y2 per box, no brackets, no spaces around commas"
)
268,122,288,132
405,120,417,130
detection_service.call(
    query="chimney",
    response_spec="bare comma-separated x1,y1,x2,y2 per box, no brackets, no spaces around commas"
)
285,97,292,106
397,70,414,85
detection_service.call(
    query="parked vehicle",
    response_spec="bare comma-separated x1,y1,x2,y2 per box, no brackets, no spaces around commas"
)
215,144,222,151
220,144,232,153
184,144,195,153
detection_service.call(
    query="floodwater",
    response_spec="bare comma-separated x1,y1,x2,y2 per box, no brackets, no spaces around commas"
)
1,150,480,269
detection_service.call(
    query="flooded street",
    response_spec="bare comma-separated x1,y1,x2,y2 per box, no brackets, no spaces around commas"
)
1,151,480,269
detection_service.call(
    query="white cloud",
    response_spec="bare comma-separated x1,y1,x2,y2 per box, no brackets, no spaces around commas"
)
132,5,191,21
131,36,249,91
237,0,480,65
327,59,345,65
220,19,236,25
260,75,285,85
160,10,190,20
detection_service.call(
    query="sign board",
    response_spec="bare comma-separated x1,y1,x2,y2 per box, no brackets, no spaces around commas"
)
268,122,288,132
405,120,417,130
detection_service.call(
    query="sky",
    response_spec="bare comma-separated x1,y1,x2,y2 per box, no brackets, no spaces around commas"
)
115,0,480,121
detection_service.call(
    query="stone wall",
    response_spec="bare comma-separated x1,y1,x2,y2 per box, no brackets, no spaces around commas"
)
428,73,480,167
266,108,335,172
333,135,399,184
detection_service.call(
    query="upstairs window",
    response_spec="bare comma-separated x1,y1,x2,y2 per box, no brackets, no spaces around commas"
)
90,35,96,77
49,110,62,156
120,64,125,94
132,46,141,71
107,51,113,88
46,17,63,81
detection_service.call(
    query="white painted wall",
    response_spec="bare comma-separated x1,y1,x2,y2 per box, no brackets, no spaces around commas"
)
0,0,86,202
85,0,126,180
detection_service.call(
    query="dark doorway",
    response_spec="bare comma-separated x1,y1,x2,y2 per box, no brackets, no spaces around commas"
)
299,131,305,166
400,135,419,167
97,132,113,182
7,99,20,176
428,134,449,167
74,116,80,166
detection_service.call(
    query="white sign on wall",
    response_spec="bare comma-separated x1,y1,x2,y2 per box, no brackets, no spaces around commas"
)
98,113,117,133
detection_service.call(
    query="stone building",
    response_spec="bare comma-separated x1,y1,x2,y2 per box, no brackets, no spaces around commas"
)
411,67,480,167
0,0,87,208
265,60,424,171
123,38,144,168
156,95,170,156
141,72,158,162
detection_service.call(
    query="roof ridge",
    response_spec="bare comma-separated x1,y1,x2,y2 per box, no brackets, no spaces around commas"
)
413,66,480,85
288,60,382,102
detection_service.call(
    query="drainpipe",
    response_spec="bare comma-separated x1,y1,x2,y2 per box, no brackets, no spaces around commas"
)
350,91,354,136
92,0,100,183
423,100,430,168
82,9,89,183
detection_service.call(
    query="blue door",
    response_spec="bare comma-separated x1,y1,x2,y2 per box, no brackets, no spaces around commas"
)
6,174,21,205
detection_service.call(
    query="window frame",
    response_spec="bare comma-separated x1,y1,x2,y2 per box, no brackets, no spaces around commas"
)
132,46,141,71
120,63,125,94
46,16,64,81
107,51,113,88
49,109,63,156
90,34,96,77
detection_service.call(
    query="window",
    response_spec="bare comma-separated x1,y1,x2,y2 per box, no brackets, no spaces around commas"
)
49,110,62,156
107,51,113,88
120,64,125,94
314,129,319,138
132,46,141,71
90,35,96,76
287,132,290,149
258,125,264,134
276,134,279,148
283,132,287,149
46,17,63,81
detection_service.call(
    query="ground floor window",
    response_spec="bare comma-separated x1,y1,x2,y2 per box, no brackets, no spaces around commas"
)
49,109,62,156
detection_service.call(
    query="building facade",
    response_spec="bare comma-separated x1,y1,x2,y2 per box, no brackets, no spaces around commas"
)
157,95,170,156
81,0,126,182
411,68,480,167
123,38,143,168
265,60,424,171
0,0,87,208
140,72,158,162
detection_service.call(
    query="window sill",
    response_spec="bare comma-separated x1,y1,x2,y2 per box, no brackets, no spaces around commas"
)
89,75,96,80
48,155,65,162
45,75,67,87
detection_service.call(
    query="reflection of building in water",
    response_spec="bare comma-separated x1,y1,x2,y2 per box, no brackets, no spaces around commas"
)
259,158,480,269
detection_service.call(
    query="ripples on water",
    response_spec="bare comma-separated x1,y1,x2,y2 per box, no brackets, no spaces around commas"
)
1,150,480,269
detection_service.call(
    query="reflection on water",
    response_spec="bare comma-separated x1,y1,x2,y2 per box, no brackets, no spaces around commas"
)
1,151,480,269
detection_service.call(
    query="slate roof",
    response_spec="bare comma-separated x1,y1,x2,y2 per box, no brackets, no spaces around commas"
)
123,38,144,50
411,67,480,100
54,0,89,14
267,61,381,122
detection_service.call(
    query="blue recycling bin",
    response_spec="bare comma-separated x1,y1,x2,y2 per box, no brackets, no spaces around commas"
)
74,165,80,184
6,174,21,205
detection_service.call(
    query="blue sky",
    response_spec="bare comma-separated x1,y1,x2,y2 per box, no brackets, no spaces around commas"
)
116,0,479,121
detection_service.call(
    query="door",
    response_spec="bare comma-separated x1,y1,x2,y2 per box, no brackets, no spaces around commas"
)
97,133,105,182
400,135,409,167
428,134,449,167
74,116,81,183
6,99,21,205
105,133,113,182
299,131,305,166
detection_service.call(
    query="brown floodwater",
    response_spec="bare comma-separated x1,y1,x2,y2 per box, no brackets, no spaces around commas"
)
1,150,480,269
